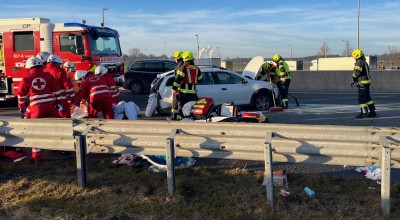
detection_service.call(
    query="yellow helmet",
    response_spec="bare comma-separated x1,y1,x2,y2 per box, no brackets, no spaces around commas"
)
172,50,183,59
262,62,270,71
352,49,363,59
182,51,194,61
272,54,281,62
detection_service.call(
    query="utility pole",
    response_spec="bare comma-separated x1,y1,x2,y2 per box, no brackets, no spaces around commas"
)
357,0,360,49
163,42,166,59
102,8,109,27
287,44,292,60
195,34,199,60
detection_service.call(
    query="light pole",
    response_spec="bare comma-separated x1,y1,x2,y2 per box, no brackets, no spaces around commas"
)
357,0,360,49
195,34,199,60
287,44,292,60
163,42,166,59
342,40,350,56
102,8,109,27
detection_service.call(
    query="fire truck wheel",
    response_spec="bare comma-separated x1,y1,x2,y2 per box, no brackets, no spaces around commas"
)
129,81,143,94
253,92,271,111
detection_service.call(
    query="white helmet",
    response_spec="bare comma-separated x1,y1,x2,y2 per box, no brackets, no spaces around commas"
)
74,70,89,81
94,65,108,75
63,61,76,71
36,52,51,63
47,54,63,64
25,56,43,69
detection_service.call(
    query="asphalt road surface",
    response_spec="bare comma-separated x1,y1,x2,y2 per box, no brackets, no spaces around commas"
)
2,89,400,127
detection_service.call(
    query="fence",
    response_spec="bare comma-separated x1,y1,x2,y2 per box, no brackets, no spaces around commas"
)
1,118,400,215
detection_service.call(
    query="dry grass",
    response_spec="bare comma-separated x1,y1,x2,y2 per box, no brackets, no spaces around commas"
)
1,156,399,220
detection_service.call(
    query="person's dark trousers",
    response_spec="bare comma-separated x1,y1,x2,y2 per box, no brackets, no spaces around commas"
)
277,79,291,108
178,93,198,119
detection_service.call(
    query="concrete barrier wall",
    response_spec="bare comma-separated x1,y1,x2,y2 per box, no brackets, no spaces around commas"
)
290,70,400,93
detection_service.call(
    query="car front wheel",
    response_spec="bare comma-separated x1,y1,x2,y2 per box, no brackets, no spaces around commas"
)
129,81,143,94
253,93,271,110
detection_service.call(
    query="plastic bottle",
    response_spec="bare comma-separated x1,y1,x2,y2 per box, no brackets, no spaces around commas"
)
303,187,316,198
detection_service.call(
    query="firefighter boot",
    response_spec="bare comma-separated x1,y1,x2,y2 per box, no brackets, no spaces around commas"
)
356,107,368,118
282,100,288,109
367,104,377,117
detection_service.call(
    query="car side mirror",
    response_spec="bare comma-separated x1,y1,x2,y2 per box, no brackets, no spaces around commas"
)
242,79,247,84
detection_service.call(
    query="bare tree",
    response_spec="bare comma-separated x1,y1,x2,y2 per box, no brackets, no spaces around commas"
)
127,48,146,60
388,45,400,67
316,41,330,58
342,42,353,57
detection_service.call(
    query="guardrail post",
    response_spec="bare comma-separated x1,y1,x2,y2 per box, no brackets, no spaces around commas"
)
380,136,391,216
75,125,93,189
264,132,274,208
75,135,87,189
166,129,179,197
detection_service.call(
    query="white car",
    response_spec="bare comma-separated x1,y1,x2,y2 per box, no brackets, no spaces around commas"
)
150,66,273,115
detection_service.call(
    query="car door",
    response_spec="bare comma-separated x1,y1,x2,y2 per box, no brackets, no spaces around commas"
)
213,71,253,105
196,71,222,103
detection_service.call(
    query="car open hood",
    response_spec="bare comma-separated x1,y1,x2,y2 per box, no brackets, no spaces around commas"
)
241,56,265,79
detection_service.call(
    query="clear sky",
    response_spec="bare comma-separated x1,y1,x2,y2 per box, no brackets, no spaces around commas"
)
2,0,399,59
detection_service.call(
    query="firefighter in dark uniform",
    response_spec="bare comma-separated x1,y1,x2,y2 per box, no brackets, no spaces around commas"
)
171,51,203,120
170,50,184,120
256,62,280,105
351,49,376,118
272,54,291,109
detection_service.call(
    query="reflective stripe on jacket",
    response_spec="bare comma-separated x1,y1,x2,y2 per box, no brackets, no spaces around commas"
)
352,57,371,85
276,60,291,80
172,62,203,94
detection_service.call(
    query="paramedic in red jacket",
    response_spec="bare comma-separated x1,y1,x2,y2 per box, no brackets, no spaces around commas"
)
17,56,62,161
44,54,76,118
80,70,114,119
95,65,119,104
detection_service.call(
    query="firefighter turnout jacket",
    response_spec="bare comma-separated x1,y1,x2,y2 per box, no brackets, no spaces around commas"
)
352,56,371,85
276,60,291,82
172,62,203,94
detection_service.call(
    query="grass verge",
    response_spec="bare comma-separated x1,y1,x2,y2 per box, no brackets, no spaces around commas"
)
1,155,399,219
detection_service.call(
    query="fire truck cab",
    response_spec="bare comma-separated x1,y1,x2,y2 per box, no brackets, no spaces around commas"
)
0,17,124,101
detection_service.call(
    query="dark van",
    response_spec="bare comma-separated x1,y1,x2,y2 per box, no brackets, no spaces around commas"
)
124,59,176,94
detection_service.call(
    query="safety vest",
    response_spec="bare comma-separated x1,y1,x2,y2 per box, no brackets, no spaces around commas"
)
181,64,199,84
173,63,202,94
276,60,291,80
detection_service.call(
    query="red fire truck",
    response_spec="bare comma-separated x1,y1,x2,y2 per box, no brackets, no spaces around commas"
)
0,17,124,101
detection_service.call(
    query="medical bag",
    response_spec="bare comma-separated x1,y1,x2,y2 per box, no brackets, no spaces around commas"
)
190,97,215,120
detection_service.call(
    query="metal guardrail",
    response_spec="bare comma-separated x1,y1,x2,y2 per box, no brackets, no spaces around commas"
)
73,119,400,167
1,118,399,215
0,119,75,151
73,119,399,215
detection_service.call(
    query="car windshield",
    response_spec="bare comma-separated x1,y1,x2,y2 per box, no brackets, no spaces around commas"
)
89,34,121,56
